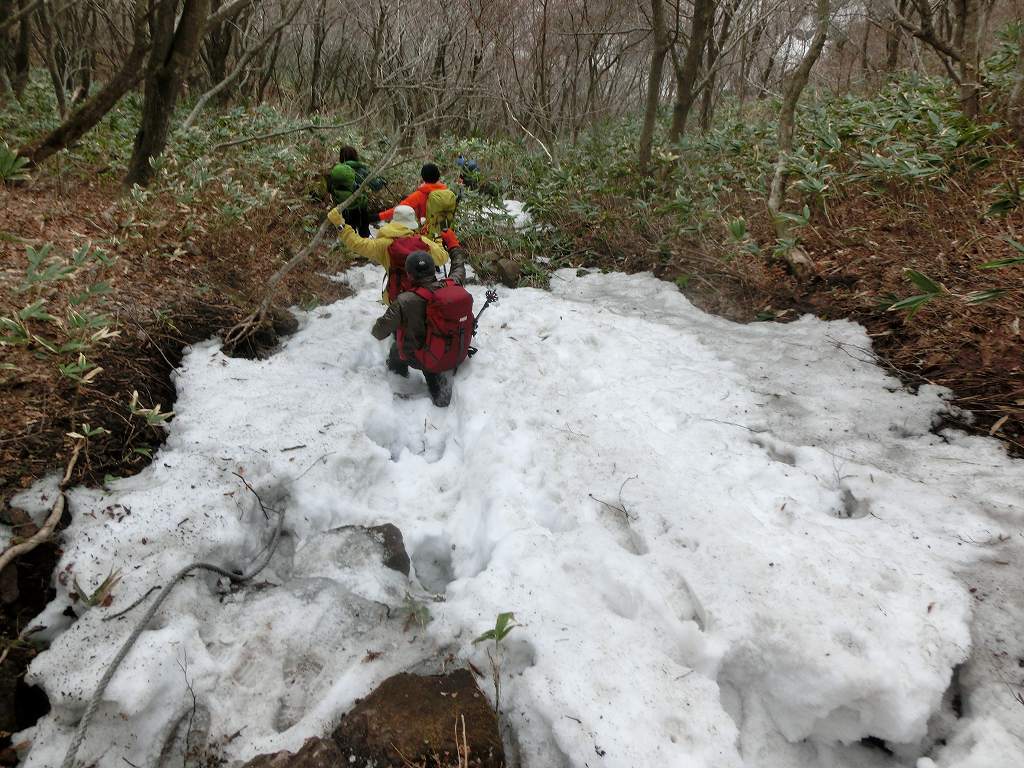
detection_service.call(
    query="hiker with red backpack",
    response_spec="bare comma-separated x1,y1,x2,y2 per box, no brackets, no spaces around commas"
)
370,251,475,407
327,204,464,304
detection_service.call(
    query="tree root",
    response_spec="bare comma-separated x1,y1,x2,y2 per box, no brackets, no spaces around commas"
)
0,440,83,577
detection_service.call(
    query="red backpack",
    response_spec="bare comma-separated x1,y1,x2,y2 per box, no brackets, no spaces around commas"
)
398,279,475,373
385,236,428,302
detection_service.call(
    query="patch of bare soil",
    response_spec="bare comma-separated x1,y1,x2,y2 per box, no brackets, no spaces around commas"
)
1,175,348,495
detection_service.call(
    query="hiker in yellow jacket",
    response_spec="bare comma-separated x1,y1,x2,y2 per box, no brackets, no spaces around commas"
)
327,204,464,304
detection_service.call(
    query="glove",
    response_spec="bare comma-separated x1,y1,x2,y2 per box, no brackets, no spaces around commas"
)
327,206,344,227
440,228,461,250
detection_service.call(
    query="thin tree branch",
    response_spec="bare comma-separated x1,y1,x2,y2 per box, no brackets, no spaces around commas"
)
182,0,303,129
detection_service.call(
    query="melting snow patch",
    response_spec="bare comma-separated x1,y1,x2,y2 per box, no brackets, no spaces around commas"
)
475,199,533,231
16,267,1024,768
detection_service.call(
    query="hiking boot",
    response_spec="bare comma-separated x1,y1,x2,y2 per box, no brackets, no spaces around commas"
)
426,371,453,407
387,342,409,378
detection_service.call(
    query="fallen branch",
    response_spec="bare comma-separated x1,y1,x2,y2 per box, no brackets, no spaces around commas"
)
213,117,367,150
503,97,555,165
0,440,83,576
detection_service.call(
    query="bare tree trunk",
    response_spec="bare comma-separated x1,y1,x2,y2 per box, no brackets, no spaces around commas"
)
767,0,830,279
72,3,97,105
638,0,670,173
895,0,962,62
0,0,13,98
1010,26,1024,147
957,0,980,117
859,15,871,76
758,45,777,99
308,0,327,113
12,1,31,98
740,20,766,106
202,0,238,98
256,27,283,104
885,0,908,73
700,0,739,132
426,39,446,140
125,0,211,188
668,0,715,142
37,0,69,117
20,0,149,166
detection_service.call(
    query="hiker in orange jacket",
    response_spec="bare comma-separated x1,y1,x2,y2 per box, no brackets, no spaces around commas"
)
378,163,449,225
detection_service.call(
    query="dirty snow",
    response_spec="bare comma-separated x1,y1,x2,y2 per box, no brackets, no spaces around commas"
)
13,267,1024,768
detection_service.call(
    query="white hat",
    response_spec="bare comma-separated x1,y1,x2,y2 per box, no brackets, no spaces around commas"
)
391,205,419,230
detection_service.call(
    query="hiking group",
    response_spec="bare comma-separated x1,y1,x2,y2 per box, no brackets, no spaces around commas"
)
327,151,485,408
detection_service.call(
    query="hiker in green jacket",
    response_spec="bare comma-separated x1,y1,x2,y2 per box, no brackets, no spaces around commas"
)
326,146,382,237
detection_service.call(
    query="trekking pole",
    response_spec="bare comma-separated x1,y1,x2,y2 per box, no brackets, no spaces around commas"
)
474,288,499,331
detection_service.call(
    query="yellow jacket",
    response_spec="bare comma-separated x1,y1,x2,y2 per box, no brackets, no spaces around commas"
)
338,221,448,271
337,221,449,303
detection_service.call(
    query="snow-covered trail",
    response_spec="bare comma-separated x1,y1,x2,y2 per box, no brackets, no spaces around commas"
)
15,268,1024,768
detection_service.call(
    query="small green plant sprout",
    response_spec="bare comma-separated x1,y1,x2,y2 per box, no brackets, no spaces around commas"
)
887,269,947,316
66,424,110,440
401,593,433,632
72,567,122,608
888,265,1013,317
725,217,759,255
58,353,103,384
772,235,800,260
980,237,1024,269
775,204,812,229
0,142,30,184
726,217,748,242
985,179,1024,218
129,390,175,426
472,611,518,714
472,611,517,645
131,444,153,460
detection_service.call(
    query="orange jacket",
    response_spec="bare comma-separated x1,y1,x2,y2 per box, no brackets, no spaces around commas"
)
378,182,449,223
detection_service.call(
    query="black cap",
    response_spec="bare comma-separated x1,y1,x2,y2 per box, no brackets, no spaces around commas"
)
405,251,436,283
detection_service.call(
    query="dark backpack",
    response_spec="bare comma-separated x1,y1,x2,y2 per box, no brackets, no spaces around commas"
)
385,236,430,302
399,279,474,373
348,160,385,193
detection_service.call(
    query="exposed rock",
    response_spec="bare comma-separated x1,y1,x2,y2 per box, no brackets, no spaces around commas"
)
332,669,503,768
294,524,411,580
366,523,411,576
496,258,521,288
240,737,344,768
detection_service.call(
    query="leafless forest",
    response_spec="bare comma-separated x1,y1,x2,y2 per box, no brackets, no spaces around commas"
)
3,0,1022,182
